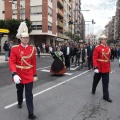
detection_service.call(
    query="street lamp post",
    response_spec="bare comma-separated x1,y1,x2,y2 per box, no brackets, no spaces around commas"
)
9,1,23,20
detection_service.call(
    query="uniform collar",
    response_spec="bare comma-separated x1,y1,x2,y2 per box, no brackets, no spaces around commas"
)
21,43,28,49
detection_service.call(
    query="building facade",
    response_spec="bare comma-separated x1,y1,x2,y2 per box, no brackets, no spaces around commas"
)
80,13,85,41
114,0,120,43
104,16,115,44
0,0,83,47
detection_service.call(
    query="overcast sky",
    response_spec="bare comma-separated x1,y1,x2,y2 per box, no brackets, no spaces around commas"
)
81,0,117,35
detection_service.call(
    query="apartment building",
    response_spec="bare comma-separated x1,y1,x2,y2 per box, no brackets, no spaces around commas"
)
104,16,115,42
80,13,85,41
3,0,57,46
1,0,82,46
57,0,70,42
114,0,120,42
73,0,81,39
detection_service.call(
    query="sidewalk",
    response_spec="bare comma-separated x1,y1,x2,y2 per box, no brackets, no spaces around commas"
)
0,53,50,65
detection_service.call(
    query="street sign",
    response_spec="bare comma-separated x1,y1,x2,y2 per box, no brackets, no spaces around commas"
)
0,29,9,33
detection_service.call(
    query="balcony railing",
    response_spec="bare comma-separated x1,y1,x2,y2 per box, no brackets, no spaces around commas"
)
57,8,64,17
57,21,63,28
57,0,63,7
57,33,69,39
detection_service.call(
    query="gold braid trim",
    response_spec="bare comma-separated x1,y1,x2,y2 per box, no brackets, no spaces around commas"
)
102,48,110,61
21,46,35,67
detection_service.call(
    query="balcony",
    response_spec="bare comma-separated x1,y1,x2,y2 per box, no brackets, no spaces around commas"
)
57,21,63,28
57,8,64,18
57,0,63,8
57,33,69,40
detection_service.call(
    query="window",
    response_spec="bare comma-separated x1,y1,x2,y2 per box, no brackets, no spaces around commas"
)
12,9,17,15
31,6,42,15
31,21,42,30
48,7,52,16
48,22,52,31
20,8,25,15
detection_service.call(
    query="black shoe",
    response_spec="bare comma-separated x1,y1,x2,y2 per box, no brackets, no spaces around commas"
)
17,104,22,109
103,98,112,103
28,114,38,120
91,91,95,95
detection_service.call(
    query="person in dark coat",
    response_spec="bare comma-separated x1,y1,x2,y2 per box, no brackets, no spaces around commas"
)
3,41,10,61
50,47,66,74
87,41,95,70
36,45,40,58
64,42,72,70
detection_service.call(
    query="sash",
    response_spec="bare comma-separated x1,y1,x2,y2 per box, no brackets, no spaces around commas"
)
21,46,35,67
102,48,110,61
55,51,62,62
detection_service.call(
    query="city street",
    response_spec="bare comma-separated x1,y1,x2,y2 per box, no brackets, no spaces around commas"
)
0,56,120,120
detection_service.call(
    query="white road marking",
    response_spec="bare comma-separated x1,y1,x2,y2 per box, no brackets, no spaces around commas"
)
70,66,79,70
41,69,73,76
36,65,78,71
4,70,89,109
41,69,50,72
36,66,51,70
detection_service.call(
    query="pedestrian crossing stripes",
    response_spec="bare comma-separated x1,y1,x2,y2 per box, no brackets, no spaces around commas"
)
41,69,73,76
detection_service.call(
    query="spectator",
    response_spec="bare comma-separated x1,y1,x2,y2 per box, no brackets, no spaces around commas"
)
3,41,10,61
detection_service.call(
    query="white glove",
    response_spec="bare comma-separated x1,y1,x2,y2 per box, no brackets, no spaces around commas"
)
13,75,21,84
94,69,99,73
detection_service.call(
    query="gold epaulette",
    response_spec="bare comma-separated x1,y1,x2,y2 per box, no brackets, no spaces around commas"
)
12,45,19,48
95,45,99,48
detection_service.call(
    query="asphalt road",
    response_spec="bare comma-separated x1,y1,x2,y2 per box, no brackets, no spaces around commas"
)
0,57,120,120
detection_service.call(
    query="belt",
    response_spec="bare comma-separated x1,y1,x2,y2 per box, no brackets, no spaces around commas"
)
16,65,32,69
98,59,109,62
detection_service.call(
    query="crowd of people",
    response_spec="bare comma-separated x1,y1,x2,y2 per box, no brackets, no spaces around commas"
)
35,41,120,73
46,41,95,74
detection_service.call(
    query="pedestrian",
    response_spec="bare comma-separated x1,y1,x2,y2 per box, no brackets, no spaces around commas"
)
9,41,14,57
92,35,112,103
50,46,66,75
87,41,95,70
36,45,40,58
45,43,49,53
3,40,10,61
77,44,86,70
64,42,72,70
9,22,38,119
49,45,53,53
42,43,45,53
110,46,115,61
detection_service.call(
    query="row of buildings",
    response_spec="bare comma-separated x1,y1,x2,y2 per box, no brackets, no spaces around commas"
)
104,0,120,44
0,0,85,50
